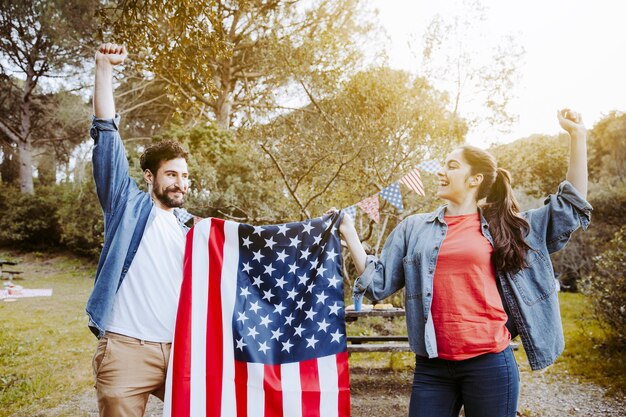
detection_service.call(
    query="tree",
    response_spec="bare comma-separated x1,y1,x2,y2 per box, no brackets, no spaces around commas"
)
246,67,464,223
490,134,569,198
0,0,98,193
588,111,626,184
100,0,373,130
418,0,524,138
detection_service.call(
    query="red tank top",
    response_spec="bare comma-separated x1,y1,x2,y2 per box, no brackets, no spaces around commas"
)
431,212,510,360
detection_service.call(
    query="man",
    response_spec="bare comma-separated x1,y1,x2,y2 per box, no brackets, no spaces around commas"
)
86,43,192,417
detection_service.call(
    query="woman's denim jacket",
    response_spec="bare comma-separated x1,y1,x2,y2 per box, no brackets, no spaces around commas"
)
354,181,592,370
85,115,189,338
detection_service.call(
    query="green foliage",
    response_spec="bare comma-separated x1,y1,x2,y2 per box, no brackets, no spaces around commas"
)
244,67,463,222
101,0,374,129
0,182,104,257
154,122,288,222
549,181,626,291
0,0,99,193
57,182,104,259
581,226,626,346
0,185,61,247
0,143,18,186
589,111,626,182
490,133,569,198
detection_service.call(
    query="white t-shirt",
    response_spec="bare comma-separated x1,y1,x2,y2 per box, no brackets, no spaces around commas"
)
106,206,186,342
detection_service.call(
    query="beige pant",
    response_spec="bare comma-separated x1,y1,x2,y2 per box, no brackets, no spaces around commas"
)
92,332,171,417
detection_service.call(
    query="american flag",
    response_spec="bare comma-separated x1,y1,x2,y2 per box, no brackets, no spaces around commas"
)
399,168,425,196
164,214,350,417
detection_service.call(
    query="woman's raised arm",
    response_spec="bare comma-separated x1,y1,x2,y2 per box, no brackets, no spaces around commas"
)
557,108,588,198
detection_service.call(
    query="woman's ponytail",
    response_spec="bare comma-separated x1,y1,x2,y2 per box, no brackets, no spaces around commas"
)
483,167,531,272
460,146,531,273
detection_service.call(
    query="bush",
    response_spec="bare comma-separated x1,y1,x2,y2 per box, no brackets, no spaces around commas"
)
550,181,625,292
57,182,104,259
0,183,104,258
0,185,61,248
582,226,626,345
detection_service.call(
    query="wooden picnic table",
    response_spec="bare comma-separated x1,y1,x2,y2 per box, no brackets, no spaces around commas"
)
0,259,22,281
346,308,411,353
345,308,519,353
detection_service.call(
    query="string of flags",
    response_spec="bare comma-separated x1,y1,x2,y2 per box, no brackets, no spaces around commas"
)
342,159,442,223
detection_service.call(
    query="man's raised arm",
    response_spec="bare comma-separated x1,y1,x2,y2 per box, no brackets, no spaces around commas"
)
93,43,127,119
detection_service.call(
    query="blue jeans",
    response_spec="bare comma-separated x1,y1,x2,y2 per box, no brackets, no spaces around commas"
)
409,346,519,417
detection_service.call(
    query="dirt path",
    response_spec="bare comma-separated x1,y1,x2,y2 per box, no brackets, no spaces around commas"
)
32,365,625,417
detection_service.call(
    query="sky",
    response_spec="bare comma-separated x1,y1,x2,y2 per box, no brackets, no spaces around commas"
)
369,0,626,146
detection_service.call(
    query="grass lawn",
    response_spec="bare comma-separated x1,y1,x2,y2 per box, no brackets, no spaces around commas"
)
0,251,96,417
551,292,626,395
0,249,623,416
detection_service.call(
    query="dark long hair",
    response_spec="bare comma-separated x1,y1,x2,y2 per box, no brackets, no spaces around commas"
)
460,146,531,273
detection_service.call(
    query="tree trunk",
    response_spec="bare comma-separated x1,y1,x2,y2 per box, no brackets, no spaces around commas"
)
215,57,233,130
18,75,35,193
216,88,232,130
18,139,34,193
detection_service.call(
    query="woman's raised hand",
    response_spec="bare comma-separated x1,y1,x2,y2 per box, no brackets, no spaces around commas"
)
557,108,586,136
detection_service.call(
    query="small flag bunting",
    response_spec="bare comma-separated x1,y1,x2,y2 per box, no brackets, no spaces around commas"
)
174,208,194,224
343,205,357,220
417,159,442,174
378,182,404,211
356,195,380,223
400,169,425,196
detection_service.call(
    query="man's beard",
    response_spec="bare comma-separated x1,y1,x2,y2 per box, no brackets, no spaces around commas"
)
153,183,185,208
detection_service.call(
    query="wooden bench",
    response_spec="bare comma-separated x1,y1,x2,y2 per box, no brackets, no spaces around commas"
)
345,308,521,354
348,336,412,353
2,270,23,281
348,337,520,353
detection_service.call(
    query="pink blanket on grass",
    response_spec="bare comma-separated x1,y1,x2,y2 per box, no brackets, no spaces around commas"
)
0,289,53,299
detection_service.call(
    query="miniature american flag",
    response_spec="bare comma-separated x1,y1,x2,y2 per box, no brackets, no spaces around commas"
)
163,214,350,417
378,182,404,211
400,168,425,196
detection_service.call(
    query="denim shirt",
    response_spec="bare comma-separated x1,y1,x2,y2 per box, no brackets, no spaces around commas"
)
354,181,592,370
85,115,189,338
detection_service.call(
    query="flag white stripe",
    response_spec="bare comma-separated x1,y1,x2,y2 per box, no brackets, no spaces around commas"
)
401,179,422,194
282,362,303,417
190,219,211,415
221,221,239,416
403,174,422,188
247,362,265,417
319,355,340,417
401,171,425,194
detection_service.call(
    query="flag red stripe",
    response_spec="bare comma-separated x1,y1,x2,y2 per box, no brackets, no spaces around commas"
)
336,352,350,417
401,171,425,195
234,360,248,417
264,364,284,417
401,179,423,194
402,173,423,189
401,175,419,189
207,219,226,416
171,227,195,417
300,358,321,417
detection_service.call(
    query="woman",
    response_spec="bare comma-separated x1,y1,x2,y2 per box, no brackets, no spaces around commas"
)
338,109,592,417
